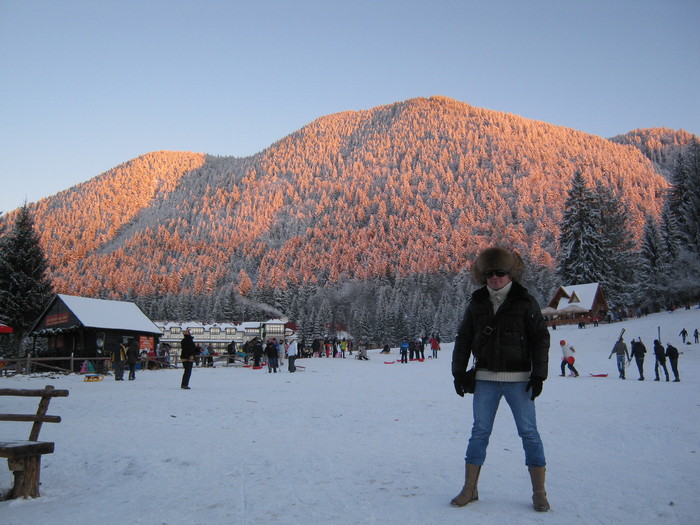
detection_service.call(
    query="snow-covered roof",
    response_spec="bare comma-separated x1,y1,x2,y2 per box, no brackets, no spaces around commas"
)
553,283,600,311
58,294,162,334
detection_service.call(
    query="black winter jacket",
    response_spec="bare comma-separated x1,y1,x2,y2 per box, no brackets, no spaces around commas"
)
653,342,666,362
665,345,679,359
452,281,550,379
180,334,197,361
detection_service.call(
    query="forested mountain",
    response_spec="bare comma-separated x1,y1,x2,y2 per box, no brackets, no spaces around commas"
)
609,127,697,180
9,96,688,340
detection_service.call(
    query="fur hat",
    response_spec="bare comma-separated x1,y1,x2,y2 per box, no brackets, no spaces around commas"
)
470,246,524,285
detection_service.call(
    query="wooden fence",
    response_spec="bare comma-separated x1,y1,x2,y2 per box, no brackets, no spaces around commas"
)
0,353,241,376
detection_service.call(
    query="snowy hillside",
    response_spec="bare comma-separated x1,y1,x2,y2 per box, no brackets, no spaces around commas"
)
1,309,698,525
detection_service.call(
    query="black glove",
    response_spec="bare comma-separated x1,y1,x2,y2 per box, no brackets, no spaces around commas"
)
453,370,468,397
526,376,544,400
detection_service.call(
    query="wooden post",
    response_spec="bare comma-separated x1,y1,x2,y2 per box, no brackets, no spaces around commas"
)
28,386,55,441
8,456,42,498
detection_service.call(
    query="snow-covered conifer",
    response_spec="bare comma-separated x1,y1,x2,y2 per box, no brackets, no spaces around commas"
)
557,172,606,286
0,205,54,354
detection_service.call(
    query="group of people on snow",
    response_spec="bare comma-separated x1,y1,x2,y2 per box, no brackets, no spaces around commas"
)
609,336,681,381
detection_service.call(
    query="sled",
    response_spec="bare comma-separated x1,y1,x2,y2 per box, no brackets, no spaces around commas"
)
83,374,104,382
384,361,395,364
588,373,608,377
567,356,575,365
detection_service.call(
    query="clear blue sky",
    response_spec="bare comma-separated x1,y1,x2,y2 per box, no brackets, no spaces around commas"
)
1,0,699,213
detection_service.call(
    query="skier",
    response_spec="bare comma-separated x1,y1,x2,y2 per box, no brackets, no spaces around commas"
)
665,343,680,382
609,337,630,379
653,339,669,382
679,328,688,344
629,338,647,381
558,340,579,377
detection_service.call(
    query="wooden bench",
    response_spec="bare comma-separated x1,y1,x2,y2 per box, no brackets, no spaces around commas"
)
0,385,69,499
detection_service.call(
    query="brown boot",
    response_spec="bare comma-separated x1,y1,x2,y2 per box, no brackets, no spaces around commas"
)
450,463,481,507
528,467,550,512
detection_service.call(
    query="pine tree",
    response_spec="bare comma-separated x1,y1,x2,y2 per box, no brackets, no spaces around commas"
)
0,205,54,354
659,142,700,306
667,153,689,218
593,182,636,307
679,138,700,253
659,201,683,265
557,172,607,286
636,216,665,311
557,172,639,309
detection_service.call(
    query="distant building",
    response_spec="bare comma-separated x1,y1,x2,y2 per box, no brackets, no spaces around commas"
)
156,319,290,352
544,283,609,326
30,294,162,360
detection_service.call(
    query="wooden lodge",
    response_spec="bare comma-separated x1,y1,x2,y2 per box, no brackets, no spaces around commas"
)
30,294,162,367
543,283,609,327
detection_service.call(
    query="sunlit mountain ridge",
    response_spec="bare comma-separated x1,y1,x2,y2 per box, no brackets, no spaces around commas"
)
18,96,696,304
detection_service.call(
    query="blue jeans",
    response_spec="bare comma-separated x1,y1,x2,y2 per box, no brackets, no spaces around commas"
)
465,380,546,468
616,354,626,378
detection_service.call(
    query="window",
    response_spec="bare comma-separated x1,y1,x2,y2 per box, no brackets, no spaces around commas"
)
265,324,284,336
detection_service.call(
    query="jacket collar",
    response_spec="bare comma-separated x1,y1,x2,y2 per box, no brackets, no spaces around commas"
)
474,280,527,302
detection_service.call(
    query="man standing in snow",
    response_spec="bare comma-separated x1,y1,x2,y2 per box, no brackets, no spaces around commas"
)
665,343,681,382
609,337,630,379
629,338,647,381
451,246,550,512
287,338,298,372
399,340,409,363
252,338,264,367
111,341,127,381
180,329,196,389
653,339,669,381
126,338,139,380
265,340,279,373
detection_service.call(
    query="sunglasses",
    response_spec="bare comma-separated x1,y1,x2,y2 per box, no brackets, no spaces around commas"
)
485,269,508,278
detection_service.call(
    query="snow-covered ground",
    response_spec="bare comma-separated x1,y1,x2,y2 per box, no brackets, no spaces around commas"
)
1,308,699,525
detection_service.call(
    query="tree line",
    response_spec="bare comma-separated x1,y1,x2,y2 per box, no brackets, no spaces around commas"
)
1,138,697,355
